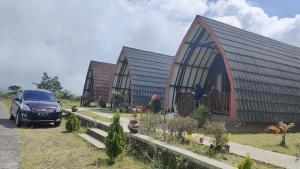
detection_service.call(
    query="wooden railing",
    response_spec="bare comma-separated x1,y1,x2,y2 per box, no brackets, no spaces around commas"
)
177,93,195,116
200,92,230,115
176,92,230,115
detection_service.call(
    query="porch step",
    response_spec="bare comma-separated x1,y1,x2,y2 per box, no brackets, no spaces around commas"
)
78,133,105,149
87,128,108,142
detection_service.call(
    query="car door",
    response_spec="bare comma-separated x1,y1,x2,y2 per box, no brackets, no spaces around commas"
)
11,91,22,117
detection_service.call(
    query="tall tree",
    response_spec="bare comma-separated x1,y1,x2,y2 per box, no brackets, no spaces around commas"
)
8,85,21,93
33,72,63,95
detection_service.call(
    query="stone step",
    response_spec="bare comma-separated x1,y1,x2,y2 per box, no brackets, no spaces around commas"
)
78,133,105,149
87,128,108,142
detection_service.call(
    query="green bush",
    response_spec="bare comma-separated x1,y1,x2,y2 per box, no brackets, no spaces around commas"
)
127,139,197,169
203,122,229,149
238,155,253,169
167,116,197,141
98,99,106,108
65,114,80,132
105,112,125,164
195,105,208,128
139,113,161,135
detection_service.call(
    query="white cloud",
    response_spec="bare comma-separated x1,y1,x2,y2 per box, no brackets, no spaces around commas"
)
0,0,299,95
207,0,300,47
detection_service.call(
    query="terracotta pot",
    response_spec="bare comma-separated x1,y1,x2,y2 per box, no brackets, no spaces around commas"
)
71,106,78,112
128,120,139,133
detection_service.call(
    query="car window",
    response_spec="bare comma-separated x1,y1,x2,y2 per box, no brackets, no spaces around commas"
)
23,91,56,102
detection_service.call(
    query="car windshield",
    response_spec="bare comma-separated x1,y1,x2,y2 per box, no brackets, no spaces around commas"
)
23,90,56,102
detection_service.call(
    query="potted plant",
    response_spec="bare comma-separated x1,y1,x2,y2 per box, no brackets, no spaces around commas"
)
71,106,78,112
128,119,139,133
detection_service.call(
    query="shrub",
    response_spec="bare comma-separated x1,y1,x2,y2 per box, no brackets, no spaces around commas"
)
98,99,106,108
65,114,80,132
127,139,197,169
112,92,124,111
139,113,161,135
167,116,197,141
238,155,253,169
195,105,208,128
149,95,161,113
105,112,125,164
203,122,229,151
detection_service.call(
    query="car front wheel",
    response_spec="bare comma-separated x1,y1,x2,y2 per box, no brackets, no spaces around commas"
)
9,113,14,120
15,112,22,127
54,121,61,127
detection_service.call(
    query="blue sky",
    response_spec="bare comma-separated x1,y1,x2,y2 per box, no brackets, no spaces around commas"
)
249,0,300,17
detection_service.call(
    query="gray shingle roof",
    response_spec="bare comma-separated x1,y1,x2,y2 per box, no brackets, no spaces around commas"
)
81,61,116,106
112,47,173,106
166,15,300,122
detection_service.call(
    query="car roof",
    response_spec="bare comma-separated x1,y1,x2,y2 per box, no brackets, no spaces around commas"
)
22,89,53,93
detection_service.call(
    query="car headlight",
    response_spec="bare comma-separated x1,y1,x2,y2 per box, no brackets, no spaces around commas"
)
55,106,62,112
20,103,30,111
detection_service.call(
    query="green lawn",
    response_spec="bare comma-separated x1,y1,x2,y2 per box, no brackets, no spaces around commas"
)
2,98,12,111
60,99,80,109
78,111,111,123
230,133,300,156
18,119,150,169
84,107,144,120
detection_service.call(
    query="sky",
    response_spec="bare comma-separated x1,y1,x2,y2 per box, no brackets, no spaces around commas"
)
0,0,300,95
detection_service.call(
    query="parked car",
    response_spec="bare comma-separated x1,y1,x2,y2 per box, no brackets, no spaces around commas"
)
9,89,62,127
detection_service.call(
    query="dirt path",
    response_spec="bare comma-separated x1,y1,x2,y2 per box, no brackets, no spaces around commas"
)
0,102,20,169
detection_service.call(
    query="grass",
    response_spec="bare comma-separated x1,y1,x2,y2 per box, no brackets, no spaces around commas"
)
83,107,144,121
78,111,111,122
60,99,80,109
18,119,150,169
2,98,12,111
230,133,300,156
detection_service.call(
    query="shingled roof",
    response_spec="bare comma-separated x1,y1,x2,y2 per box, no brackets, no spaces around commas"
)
81,60,116,106
112,46,173,107
165,15,300,122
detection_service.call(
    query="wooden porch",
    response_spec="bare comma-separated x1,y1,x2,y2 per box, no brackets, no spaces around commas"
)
176,91,230,116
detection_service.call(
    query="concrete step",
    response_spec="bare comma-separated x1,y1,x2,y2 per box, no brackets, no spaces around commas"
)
78,133,105,149
87,128,108,142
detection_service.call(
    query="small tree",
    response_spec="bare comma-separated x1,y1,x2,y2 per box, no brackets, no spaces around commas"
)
195,105,208,128
65,114,80,132
112,92,124,111
265,121,295,146
8,85,21,93
33,72,63,96
105,112,125,164
149,95,161,113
